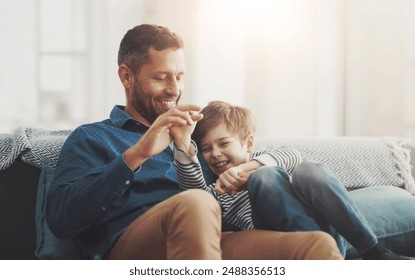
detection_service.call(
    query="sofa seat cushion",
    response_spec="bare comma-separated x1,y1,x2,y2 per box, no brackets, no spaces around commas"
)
345,186,415,259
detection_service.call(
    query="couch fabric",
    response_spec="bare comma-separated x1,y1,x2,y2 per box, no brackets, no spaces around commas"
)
1,128,415,259
0,160,39,259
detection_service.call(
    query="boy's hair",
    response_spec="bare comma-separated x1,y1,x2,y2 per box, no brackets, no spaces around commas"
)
193,101,256,146
117,24,184,74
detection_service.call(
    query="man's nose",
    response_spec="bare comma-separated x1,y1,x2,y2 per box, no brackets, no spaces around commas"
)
166,78,181,96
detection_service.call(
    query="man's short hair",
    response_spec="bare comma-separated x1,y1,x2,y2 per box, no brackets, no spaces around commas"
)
193,101,256,146
117,24,184,73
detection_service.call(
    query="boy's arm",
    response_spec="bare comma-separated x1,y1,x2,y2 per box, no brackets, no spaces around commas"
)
169,110,202,156
218,147,302,195
173,142,217,195
251,146,303,174
173,144,240,215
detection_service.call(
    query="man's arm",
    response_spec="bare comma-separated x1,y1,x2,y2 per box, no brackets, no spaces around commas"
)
46,105,202,238
46,126,135,238
124,105,202,171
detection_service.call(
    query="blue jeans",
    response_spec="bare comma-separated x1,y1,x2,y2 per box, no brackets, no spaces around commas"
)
247,161,378,256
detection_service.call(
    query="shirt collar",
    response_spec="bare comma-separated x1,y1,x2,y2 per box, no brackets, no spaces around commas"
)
110,105,147,128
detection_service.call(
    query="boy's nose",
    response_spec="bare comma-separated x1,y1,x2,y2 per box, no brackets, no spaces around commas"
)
212,148,221,158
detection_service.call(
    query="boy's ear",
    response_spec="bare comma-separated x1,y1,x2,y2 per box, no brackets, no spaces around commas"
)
246,134,255,153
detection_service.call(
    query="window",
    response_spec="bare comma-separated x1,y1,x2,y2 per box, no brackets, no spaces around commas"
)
37,0,89,127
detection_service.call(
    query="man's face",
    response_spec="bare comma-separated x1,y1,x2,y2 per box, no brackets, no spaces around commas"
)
130,47,186,125
200,123,252,177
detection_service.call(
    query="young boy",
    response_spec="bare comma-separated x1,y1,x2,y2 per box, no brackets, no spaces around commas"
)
173,100,302,230
172,101,411,260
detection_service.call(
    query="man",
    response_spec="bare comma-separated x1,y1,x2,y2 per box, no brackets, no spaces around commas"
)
46,24,342,260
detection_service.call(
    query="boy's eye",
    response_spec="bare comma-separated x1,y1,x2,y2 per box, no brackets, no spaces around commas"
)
220,142,230,147
201,147,212,153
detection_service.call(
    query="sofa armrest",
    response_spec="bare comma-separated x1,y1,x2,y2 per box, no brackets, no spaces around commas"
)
0,159,40,259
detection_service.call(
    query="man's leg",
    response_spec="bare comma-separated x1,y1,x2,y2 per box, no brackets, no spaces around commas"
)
221,230,343,260
110,189,222,260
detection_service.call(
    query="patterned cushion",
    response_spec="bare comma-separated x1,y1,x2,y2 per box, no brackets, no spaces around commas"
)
255,137,414,193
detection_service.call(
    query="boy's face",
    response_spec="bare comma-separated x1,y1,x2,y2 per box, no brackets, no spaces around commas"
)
200,122,253,176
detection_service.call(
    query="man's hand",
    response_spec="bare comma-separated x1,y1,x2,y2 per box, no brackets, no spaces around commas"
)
124,104,202,171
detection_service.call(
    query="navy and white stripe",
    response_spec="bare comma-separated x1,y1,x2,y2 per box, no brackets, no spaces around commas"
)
174,146,302,230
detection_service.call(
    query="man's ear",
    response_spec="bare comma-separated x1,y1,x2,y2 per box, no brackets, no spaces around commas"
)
246,134,255,153
118,64,134,88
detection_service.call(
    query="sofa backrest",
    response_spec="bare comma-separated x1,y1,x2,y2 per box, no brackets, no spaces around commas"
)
2,128,414,193
255,136,415,194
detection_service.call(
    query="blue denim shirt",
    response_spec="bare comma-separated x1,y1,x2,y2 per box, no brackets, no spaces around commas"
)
46,105,181,259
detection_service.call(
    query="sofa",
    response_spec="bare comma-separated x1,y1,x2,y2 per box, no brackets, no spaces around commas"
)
1,127,415,260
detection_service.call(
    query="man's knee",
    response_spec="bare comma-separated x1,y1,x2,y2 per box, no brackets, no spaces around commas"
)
173,189,221,218
305,231,344,260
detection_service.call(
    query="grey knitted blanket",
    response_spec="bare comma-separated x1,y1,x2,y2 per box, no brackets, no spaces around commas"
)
0,127,71,170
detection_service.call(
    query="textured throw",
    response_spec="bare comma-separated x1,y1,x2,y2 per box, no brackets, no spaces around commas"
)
0,127,71,171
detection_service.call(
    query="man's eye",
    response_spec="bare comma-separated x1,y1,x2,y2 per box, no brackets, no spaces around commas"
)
155,75,167,81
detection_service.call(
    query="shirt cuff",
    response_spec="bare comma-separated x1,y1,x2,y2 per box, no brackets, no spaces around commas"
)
174,140,200,164
122,153,142,174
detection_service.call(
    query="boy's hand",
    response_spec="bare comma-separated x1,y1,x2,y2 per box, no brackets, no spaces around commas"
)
215,166,249,195
170,108,203,155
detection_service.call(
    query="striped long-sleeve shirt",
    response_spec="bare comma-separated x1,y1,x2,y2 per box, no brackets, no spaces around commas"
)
174,143,302,230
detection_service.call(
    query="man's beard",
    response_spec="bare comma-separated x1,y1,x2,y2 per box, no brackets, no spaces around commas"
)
131,81,180,124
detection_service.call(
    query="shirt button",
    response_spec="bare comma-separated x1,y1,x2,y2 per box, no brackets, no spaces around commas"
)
101,206,106,211
125,180,130,185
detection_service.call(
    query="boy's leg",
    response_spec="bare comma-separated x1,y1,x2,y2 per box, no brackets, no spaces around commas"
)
110,189,222,260
247,166,321,231
291,160,378,253
221,230,343,260
247,166,346,255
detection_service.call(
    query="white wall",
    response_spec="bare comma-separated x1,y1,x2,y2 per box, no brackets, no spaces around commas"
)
1,0,415,139
345,0,415,137
0,0,37,132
